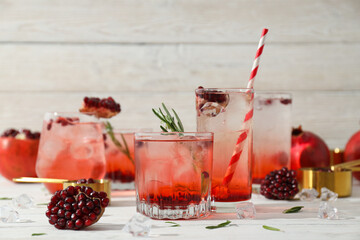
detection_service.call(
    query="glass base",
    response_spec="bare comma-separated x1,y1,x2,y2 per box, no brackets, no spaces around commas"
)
137,200,211,220
211,201,246,213
111,181,135,191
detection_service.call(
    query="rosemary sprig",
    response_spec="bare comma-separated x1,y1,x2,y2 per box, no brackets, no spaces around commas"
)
152,103,184,132
165,221,181,227
262,225,282,232
31,233,46,236
104,121,134,164
0,197,12,200
205,220,231,229
283,206,304,214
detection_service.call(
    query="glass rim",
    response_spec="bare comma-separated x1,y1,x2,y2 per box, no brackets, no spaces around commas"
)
43,112,101,122
44,111,96,115
109,128,153,134
195,88,254,94
254,91,292,97
135,132,214,139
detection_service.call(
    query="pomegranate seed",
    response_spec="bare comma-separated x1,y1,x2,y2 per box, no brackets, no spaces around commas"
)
101,198,109,208
66,220,74,229
57,209,65,218
81,207,90,215
64,211,72,220
67,186,75,195
75,219,84,229
78,200,86,209
57,218,66,227
45,210,51,218
51,207,59,214
57,200,65,208
65,196,75,204
85,187,93,195
99,192,107,199
86,201,94,210
84,219,93,227
47,202,55,210
88,213,97,221
71,213,77,221
93,207,101,215
90,192,99,198
50,215,58,223
75,209,82,217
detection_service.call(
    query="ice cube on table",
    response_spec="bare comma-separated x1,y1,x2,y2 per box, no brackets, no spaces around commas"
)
0,205,20,223
12,194,34,209
318,202,338,220
298,188,319,201
123,213,152,237
320,187,338,202
236,202,256,219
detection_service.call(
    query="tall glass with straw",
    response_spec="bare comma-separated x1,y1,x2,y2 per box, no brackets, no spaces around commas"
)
195,29,268,211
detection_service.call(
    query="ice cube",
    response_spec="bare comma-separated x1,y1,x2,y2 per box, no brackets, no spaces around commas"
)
0,205,20,223
318,202,338,220
12,194,34,209
70,144,94,159
298,188,319,201
123,213,152,237
320,187,338,202
236,202,256,219
200,102,225,117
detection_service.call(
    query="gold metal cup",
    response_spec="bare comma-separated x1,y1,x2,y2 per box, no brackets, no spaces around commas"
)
63,179,111,202
299,168,352,197
13,177,111,202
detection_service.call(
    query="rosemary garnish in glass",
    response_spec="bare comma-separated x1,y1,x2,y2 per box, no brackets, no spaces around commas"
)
152,103,184,132
104,121,134,164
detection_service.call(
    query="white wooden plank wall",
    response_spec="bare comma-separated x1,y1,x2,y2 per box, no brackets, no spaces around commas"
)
0,0,359,149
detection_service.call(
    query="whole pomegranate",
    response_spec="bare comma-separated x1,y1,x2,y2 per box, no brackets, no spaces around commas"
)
291,126,330,170
344,130,360,181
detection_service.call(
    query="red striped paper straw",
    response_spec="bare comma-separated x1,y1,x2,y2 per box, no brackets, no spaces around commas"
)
222,28,268,186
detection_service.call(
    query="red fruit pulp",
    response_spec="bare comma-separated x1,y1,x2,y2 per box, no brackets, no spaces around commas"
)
344,130,360,181
0,137,39,180
291,126,330,170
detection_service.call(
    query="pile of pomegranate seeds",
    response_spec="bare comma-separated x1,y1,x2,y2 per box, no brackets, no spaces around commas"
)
46,186,109,230
76,178,95,184
79,97,121,119
260,167,299,200
1,128,40,139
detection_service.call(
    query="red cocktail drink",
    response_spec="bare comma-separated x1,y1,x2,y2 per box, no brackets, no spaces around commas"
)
135,132,213,219
104,131,135,189
36,113,106,193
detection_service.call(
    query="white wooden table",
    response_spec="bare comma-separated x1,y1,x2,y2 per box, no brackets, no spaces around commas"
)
1,176,359,240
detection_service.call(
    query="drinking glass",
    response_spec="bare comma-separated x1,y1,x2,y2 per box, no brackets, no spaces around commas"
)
104,129,136,190
252,92,292,183
195,88,253,210
135,132,213,219
36,112,106,193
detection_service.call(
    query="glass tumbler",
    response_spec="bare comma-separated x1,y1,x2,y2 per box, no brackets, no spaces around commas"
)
196,88,254,210
135,132,213,219
252,92,292,184
36,112,106,193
